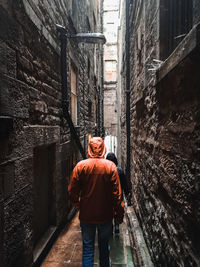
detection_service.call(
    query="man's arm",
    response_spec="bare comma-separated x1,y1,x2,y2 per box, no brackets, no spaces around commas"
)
110,165,124,224
68,164,81,209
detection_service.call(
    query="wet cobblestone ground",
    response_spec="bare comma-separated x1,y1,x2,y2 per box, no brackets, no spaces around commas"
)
41,213,134,266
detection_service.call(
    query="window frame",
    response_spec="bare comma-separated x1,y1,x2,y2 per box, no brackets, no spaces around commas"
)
160,0,193,60
70,63,78,126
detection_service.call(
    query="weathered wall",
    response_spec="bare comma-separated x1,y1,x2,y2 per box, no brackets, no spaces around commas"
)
103,0,119,137
0,182,4,266
117,0,126,166
104,85,117,135
120,0,200,266
193,0,200,25
0,0,102,266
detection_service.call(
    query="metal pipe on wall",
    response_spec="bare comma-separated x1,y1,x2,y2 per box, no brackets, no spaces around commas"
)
100,0,105,138
57,26,87,159
60,29,68,114
125,0,131,184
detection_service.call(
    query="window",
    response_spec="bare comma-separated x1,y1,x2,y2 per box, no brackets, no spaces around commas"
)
160,0,193,60
70,64,78,125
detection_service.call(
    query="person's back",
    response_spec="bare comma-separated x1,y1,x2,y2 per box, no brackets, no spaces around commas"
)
68,137,124,267
106,152,130,234
70,157,121,223
106,152,129,198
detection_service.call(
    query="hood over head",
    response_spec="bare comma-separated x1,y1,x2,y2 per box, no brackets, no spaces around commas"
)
88,137,106,158
106,152,118,166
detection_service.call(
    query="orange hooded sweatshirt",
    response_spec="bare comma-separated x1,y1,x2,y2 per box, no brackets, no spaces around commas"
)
68,137,124,224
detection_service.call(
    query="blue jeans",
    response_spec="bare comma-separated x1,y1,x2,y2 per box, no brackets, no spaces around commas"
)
80,221,112,267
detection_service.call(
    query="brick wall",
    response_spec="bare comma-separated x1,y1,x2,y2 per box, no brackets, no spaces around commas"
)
120,0,200,265
193,0,200,25
103,0,119,137
0,1,102,266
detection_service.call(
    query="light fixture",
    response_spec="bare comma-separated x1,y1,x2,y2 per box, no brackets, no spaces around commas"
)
56,24,106,44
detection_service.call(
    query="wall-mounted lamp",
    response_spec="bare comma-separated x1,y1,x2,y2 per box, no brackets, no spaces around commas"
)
56,24,106,44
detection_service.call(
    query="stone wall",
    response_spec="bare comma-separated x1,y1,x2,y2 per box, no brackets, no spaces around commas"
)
0,183,4,265
117,0,126,166
120,0,200,265
103,0,119,137
193,0,200,25
104,85,117,135
0,0,102,266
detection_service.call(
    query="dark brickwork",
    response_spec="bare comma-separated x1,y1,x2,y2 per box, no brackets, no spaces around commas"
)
0,180,4,266
120,0,200,265
193,0,200,25
0,0,103,266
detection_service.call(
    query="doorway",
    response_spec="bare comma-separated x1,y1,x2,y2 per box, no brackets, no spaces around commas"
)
33,144,56,248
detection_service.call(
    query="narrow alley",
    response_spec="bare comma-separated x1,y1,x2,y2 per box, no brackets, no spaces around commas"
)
41,207,134,267
1,0,200,267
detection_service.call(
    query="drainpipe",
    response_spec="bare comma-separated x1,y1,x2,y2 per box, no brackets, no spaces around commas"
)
57,26,86,159
97,86,101,136
100,0,105,138
125,0,131,184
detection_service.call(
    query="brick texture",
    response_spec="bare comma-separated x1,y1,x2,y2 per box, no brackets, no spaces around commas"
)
0,1,103,266
120,1,200,266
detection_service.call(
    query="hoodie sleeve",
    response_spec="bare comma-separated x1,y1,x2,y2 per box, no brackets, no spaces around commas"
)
110,164,124,223
68,164,81,209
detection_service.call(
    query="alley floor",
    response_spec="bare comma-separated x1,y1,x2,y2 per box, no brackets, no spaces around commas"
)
41,213,134,267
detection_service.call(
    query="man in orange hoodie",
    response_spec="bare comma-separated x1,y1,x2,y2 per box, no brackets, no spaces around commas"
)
68,137,124,267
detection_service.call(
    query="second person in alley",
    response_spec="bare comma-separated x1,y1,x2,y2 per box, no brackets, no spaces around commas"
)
68,137,124,267
106,152,130,234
